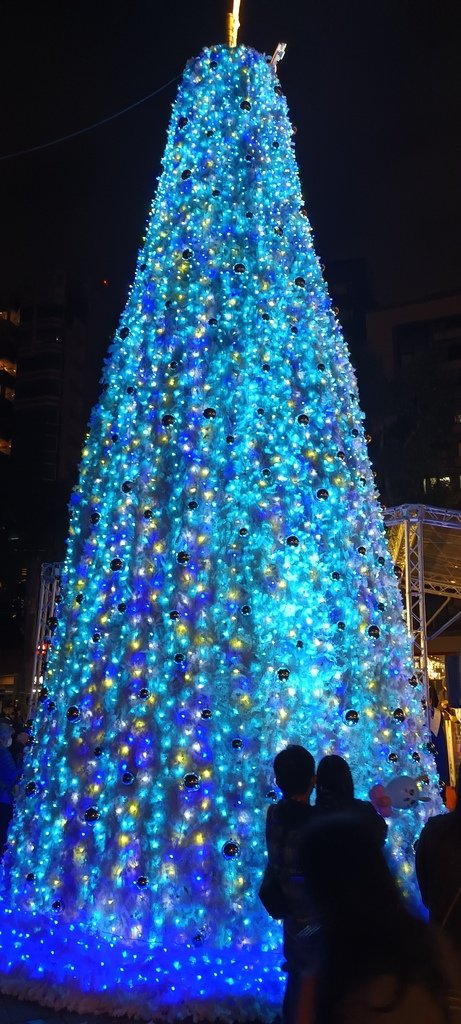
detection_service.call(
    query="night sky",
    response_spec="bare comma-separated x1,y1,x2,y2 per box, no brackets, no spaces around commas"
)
1,0,460,335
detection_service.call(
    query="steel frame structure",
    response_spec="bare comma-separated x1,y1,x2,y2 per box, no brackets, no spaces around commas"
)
28,561,61,719
384,504,461,706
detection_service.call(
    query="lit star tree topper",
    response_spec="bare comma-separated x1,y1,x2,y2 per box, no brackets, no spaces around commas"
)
0,41,439,1022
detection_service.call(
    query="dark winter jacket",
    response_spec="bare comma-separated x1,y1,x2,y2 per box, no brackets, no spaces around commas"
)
315,796,388,849
415,810,461,957
265,798,315,921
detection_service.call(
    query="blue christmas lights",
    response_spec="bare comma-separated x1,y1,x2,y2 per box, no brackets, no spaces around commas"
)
0,44,439,1020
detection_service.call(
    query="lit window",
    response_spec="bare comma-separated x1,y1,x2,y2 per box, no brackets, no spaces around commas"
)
423,476,452,494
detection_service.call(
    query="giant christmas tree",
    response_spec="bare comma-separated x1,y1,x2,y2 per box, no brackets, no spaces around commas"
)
0,38,438,1022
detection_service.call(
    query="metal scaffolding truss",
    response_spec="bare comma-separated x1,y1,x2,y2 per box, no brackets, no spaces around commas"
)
28,562,61,719
384,504,461,697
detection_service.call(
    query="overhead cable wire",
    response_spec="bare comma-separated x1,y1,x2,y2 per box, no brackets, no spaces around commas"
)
0,73,181,163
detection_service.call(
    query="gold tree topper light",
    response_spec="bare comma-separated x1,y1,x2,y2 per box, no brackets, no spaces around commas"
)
227,0,241,47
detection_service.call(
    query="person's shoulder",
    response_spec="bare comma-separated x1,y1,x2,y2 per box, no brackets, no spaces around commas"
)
420,810,457,836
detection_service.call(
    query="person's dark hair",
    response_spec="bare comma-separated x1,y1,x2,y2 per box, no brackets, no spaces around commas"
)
301,813,449,1022
316,754,354,808
273,744,315,798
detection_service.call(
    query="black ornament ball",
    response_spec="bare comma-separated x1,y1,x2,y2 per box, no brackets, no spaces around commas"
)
234,263,246,274
357,546,366,556
90,512,100,525
337,622,345,631
84,807,99,823
368,625,380,639
182,248,193,260
297,413,309,425
241,605,251,615
295,276,305,288
66,706,80,721
170,610,179,620
174,653,185,663
178,116,188,129
345,709,359,725
118,602,127,612
317,488,329,500
38,687,49,702
47,701,56,713
331,571,341,581
393,708,405,722
266,789,277,801
240,99,251,110
92,632,101,643
232,738,243,749
203,407,216,419
120,326,130,339
52,900,63,911
177,551,189,564
378,556,385,566
184,772,200,789
239,527,248,536
188,500,198,510
296,640,304,649
226,434,235,443
317,362,326,372
136,875,149,888
139,688,149,699
75,593,83,604
181,168,192,179
122,771,135,786
47,615,58,630
143,509,153,520
287,535,299,547
408,675,418,688
162,414,175,427
122,481,132,493
110,557,123,571
25,782,36,796
26,872,35,882
94,747,103,758
278,668,290,681
388,752,398,763
201,708,212,720
411,751,421,762
223,840,240,858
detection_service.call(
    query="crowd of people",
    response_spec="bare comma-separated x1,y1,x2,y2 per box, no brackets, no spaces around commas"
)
0,708,32,855
260,745,461,1023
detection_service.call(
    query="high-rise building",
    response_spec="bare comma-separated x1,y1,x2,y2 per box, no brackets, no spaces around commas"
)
366,291,461,507
0,274,89,705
